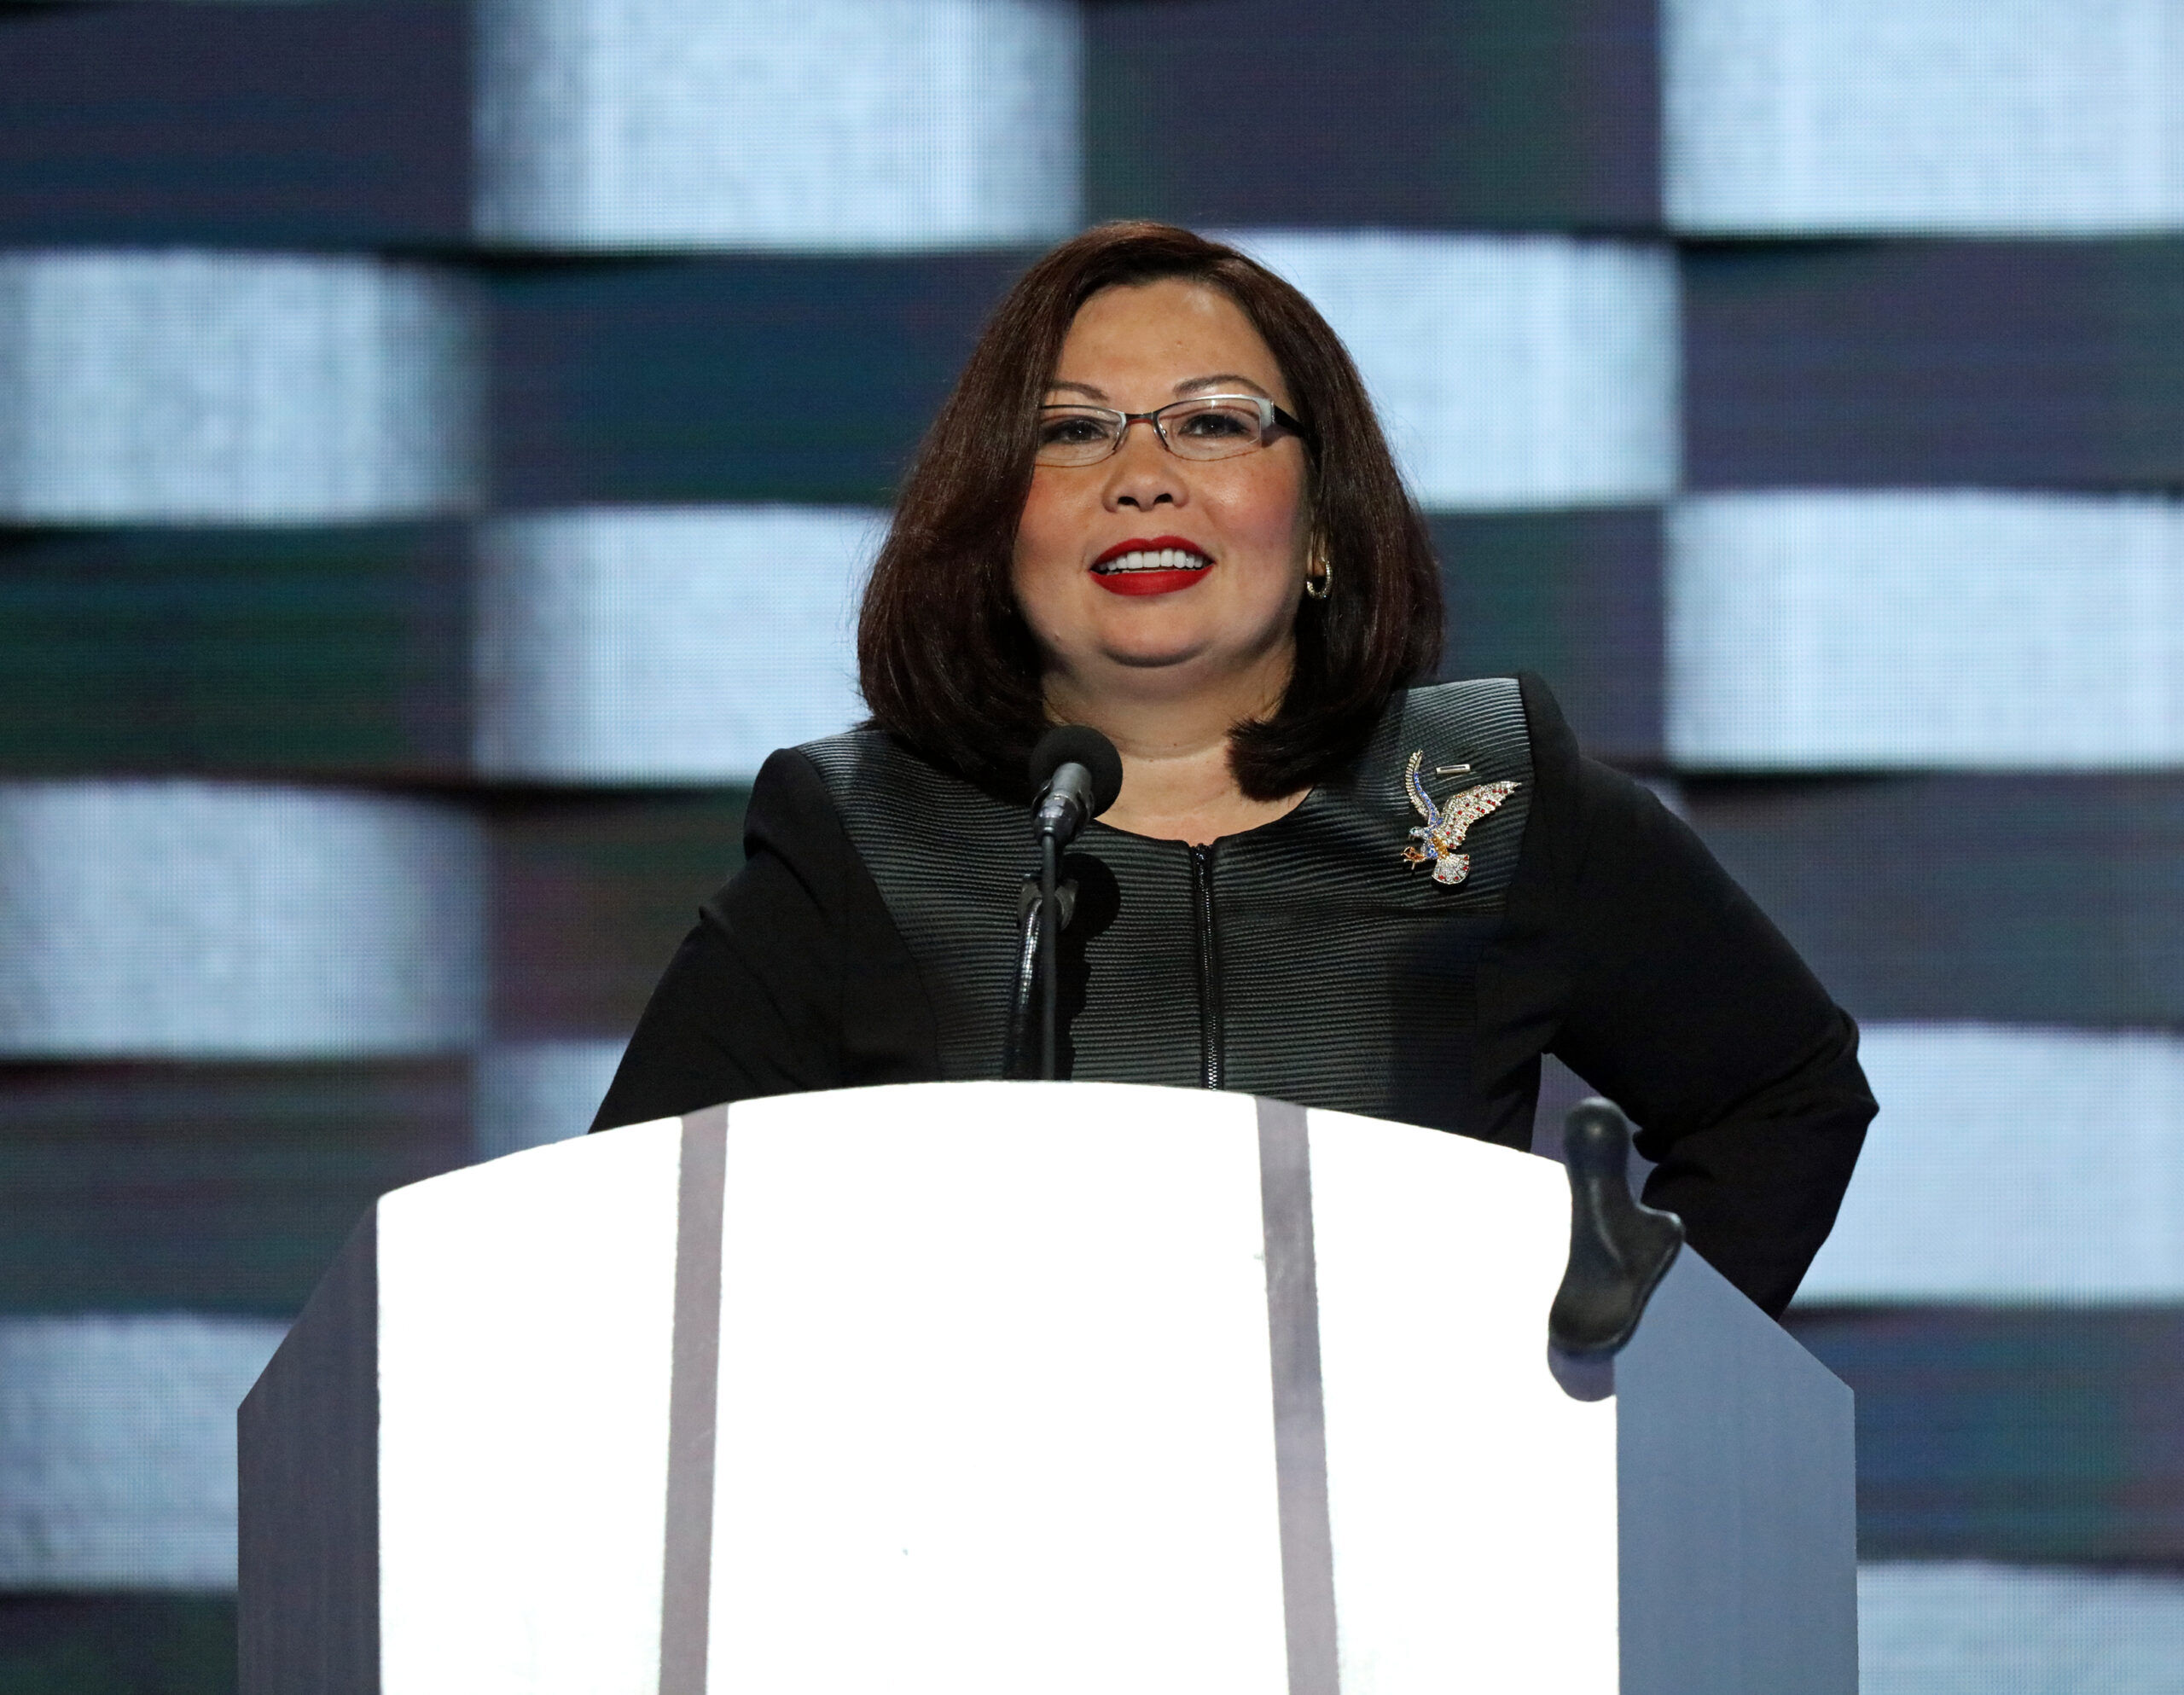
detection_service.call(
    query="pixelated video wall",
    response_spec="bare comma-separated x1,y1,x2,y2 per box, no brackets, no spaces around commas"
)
2,2,2182,1689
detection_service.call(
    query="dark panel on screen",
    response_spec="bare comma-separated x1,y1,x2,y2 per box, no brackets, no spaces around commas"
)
0,2,468,246
1789,1305,2184,1564
1685,774,2184,1026
1686,238,2184,491
1433,508,1662,767
0,1061,467,1315
0,1595,235,1695
0,525,468,779
1085,0,1659,230
490,255,1030,508
490,791,750,1040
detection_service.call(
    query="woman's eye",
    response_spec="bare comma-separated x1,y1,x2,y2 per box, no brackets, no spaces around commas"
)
1040,416,1109,444
1176,408,1255,438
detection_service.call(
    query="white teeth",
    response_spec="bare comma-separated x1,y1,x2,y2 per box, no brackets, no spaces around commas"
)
1097,548,1209,572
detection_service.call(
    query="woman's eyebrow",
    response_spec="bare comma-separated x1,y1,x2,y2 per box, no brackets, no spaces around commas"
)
1176,372,1271,397
1044,374,1274,403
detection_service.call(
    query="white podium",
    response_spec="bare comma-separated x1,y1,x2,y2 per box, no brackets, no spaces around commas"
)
240,1081,1856,1695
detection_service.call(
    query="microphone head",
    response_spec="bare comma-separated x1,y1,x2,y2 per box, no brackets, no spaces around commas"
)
1028,725,1124,816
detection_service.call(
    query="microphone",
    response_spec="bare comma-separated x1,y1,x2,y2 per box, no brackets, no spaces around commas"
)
1023,726,1123,1082
1028,726,1124,846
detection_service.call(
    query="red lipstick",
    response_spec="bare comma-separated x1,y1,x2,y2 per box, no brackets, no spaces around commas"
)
1089,535,1214,597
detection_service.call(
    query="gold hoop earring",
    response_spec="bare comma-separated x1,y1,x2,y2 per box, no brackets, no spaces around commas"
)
1304,547,1333,601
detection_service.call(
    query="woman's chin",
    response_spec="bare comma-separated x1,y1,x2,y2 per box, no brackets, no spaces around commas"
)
1041,587,1296,688
1092,629,1288,683
1100,640,1212,674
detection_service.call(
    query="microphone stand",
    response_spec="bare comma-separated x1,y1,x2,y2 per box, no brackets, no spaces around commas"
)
1018,726,1120,1083
1027,765,1089,1083
1039,831,1060,1080
1004,868,1073,1081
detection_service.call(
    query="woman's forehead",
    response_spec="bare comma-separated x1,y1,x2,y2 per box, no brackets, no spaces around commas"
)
1052,279,1290,407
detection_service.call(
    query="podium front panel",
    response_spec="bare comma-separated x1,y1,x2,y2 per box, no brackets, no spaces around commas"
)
706,1084,1290,1692
1308,1107,1621,1691
377,1120,682,1694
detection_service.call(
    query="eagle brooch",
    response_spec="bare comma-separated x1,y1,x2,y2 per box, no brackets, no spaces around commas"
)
1401,750,1520,886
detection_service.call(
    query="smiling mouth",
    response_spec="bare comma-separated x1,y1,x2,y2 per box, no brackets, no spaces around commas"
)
1089,544,1214,576
1088,538,1215,597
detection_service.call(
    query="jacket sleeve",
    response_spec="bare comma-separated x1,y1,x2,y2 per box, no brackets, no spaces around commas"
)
590,746,938,1130
1526,680,1876,1318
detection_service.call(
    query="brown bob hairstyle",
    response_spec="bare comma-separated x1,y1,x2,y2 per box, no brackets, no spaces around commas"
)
857,221,1443,801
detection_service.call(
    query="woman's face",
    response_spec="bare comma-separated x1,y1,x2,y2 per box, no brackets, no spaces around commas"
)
1013,278,1311,705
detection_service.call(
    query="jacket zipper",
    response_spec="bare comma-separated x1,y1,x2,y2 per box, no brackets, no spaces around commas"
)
1189,843,1223,1089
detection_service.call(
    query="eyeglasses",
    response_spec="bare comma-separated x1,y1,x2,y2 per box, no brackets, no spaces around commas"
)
1034,395,1306,467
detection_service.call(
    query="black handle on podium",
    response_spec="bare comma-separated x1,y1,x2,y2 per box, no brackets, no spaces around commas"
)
1549,1098,1685,1359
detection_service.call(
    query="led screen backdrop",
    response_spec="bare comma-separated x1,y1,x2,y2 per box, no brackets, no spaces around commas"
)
2,2,2182,1689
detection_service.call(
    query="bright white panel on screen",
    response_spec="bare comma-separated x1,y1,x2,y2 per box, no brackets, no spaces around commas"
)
0,781,484,1058
1665,0,2184,235
708,1083,1291,1694
0,1315,283,1590
472,1036,627,1159
1670,491,2184,770
1307,1109,1618,1693
1798,1024,2184,1303
474,504,875,782
475,0,1081,251
1221,230,1679,511
0,252,479,524
376,1122,682,1695
1858,1561,2184,1695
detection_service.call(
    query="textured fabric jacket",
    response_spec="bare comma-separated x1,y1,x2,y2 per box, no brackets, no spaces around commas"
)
596,675,1874,1316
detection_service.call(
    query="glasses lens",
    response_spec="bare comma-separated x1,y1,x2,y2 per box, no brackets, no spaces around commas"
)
1035,408,1123,465
1161,398,1269,461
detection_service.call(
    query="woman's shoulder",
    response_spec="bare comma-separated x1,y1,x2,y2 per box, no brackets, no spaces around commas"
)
791,722,1014,819
734,727,933,871
1384,673,1582,788
725,725,1015,933
1390,675,1529,755
781,722,1025,904
791,721,896,794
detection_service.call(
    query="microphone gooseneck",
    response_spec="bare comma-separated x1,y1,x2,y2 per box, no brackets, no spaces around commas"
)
1024,727,1124,1080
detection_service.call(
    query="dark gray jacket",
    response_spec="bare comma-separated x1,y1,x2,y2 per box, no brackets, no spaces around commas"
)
596,675,1873,1316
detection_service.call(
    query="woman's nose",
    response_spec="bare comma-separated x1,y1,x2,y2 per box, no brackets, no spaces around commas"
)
1101,421,1186,509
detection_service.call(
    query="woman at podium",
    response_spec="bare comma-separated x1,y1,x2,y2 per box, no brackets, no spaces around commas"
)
595,222,1873,1319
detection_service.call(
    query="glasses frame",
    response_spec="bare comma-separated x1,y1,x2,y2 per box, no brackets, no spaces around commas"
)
1034,393,1309,466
